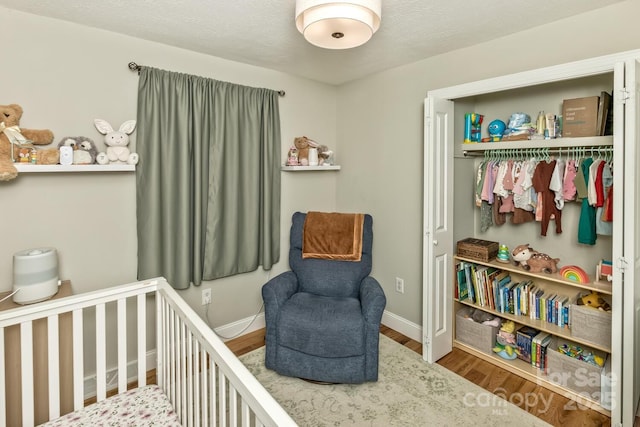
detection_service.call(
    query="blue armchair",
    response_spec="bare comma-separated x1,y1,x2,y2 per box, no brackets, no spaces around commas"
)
261,212,386,383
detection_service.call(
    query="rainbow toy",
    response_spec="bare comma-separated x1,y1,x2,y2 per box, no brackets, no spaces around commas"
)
560,265,590,284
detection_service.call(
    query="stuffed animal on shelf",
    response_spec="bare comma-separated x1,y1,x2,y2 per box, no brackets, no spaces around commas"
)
285,146,299,166
94,119,139,165
511,243,560,274
58,136,99,165
317,144,333,165
293,136,311,166
577,291,611,312
0,103,57,181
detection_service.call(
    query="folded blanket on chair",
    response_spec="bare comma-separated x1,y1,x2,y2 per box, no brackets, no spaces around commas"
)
302,211,364,261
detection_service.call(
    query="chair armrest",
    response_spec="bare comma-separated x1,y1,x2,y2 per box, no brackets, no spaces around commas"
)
262,271,298,310
360,276,386,324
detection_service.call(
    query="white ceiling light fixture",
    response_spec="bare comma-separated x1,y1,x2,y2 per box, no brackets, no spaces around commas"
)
295,0,382,50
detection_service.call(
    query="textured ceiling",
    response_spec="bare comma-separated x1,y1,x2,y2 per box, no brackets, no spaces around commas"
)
0,0,623,85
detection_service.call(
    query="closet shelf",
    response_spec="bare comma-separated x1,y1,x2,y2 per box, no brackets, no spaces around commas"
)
455,256,612,295
281,165,340,171
15,164,135,173
461,135,613,152
455,298,611,353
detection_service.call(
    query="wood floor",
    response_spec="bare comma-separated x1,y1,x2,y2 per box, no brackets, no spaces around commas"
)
226,325,637,427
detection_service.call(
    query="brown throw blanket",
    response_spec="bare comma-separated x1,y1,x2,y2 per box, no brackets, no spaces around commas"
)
302,212,364,261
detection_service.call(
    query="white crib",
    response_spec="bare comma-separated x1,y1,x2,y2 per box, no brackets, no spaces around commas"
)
0,277,296,427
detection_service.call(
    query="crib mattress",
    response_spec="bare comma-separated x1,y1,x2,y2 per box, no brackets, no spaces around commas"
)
39,384,181,426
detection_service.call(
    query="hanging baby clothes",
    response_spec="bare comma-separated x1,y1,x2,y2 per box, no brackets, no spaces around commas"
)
577,158,597,245
511,160,535,224
533,160,562,236
596,161,613,236
549,158,565,210
563,159,578,201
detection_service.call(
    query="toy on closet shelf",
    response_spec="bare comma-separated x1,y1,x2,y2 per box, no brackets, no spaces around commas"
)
511,243,559,274
94,119,139,165
576,290,611,312
463,113,483,143
559,264,590,284
493,320,518,360
496,244,510,263
596,259,613,282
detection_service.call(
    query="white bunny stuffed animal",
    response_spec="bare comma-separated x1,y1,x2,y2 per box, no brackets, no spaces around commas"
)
94,119,139,165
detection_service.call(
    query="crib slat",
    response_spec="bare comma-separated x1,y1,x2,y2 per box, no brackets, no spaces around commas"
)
180,321,187,422
200,347,209,426
242,400,250,427
47,315,61,420
20,321,34,427
72,309,84,410
229,383,238,427
210,360,217,427
187,331,193,427
96,303,106,401
219,372,227,427
169,308,176,414
117,298,127,393
0,328,6,426
193,340,200,427
137,294,146,387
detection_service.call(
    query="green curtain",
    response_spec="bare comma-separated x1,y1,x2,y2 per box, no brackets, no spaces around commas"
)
135,67,281,289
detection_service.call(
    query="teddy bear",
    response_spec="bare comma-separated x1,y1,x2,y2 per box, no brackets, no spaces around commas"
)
293,136,311,166
0,104,57,181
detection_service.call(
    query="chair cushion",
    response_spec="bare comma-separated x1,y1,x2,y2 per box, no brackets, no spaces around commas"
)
277,292,365,358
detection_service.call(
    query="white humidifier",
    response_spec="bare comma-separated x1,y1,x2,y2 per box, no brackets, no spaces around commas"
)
13,247,60,304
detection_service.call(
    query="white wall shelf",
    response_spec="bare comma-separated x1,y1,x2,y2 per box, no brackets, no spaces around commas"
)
15,164,135,173
281,165,341,171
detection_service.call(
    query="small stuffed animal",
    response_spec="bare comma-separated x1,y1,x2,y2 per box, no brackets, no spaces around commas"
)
317,144,333,165
511,243,560,274
293,136,310,166
58,136,98,165
0,103,57,180
94,119,139,165
577,291,611,311
285,146,299,166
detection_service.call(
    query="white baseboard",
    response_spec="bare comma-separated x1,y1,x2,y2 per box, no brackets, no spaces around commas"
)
84,351,157,399
381,310,422,343
214,312,266,342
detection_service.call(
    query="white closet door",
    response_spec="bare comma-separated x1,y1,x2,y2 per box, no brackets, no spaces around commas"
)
422,96,454,363
620,58,640,427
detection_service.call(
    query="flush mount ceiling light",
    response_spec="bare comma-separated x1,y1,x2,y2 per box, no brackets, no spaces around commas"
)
295,0,382,49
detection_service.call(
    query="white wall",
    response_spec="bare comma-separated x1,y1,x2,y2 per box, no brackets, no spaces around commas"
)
336,0,640,326
0,7,338,328
5,0,640,337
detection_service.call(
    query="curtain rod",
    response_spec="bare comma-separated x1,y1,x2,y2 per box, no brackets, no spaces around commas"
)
127,61,286,97
462,146,613,157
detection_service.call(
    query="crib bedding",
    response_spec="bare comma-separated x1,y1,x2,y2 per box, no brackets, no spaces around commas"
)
39,385,180,427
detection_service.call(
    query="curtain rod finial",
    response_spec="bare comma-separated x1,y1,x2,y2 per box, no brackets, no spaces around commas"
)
128,62,141,73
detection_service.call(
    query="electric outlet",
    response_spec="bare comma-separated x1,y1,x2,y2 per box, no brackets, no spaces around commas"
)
395,277,404,294
202,288,212,305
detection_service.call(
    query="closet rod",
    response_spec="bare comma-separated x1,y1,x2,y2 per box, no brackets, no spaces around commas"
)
127,61,286,97
462,146,613,157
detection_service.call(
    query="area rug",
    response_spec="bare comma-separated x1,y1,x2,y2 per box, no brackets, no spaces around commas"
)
240,335,551,427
